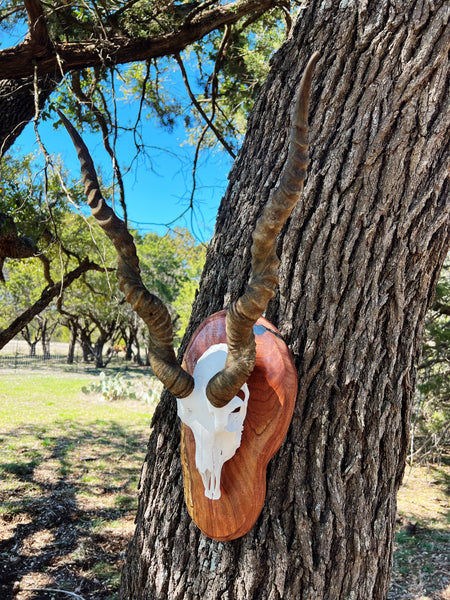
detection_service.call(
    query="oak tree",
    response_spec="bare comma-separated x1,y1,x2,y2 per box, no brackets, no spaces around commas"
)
0,1,448,599
117,1,449,599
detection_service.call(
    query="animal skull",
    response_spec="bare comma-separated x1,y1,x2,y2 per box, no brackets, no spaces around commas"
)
177,344,249,500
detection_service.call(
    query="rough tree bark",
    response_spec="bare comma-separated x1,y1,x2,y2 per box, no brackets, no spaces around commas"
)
119,1,449,599
0,75,59,157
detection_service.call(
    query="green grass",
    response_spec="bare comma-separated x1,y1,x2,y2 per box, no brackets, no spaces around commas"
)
0,372,152,426
389,461,450,599
1,369,448,599
0,369,154,599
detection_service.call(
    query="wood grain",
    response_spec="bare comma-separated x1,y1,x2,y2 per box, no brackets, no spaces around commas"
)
181,310,298,541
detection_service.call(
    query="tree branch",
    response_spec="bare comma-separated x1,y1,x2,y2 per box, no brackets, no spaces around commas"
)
0,0,276,80
0,258,102,349
70,70,128,223
175,52,236,159
24,0,51,52
432,300,450,316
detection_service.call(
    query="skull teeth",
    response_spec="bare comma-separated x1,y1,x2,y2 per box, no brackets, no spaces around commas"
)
203,469,221,500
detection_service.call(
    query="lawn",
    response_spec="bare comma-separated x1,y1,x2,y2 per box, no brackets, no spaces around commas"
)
0,370,155,600
389,464,450,600
0,370,448,600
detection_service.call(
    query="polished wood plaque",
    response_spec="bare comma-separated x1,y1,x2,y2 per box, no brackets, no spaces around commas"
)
181,310,298,541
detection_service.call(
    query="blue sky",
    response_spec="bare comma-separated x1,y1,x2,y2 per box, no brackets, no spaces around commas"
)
14,105,233,241
1,26,234,242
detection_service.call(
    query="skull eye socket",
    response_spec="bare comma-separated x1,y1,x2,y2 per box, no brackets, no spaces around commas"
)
231,407,241,414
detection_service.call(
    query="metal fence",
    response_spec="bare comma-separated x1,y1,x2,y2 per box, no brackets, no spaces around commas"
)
0,352,83,369
0,342,141,371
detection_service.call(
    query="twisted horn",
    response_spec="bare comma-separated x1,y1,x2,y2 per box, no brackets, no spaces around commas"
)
206,52,319,408
58,110,195,398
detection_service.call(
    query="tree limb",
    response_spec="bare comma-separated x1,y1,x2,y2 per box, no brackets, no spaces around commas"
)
175,52,236,159
0,0,277,80
70,70,128,223
0,258,102,349
24,0,51,51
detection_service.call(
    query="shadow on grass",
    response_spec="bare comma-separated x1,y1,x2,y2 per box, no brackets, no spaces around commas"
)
388,522,450,600
0,421,149,600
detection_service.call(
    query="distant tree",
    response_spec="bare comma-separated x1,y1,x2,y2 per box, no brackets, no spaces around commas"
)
20,314,57,357
413,258,450,460
53,221,206,367
0,156,104,348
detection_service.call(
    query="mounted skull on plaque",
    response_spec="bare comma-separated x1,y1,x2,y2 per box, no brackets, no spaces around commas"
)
58,53,318,541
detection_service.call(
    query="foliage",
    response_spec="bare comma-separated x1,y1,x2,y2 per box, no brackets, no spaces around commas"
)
0,152,73,246
0,0,299,352
189,9,290,147
121,6,294,155
171,229,206,337
412,258,450,459
0,259,46,327
16,1,299,158
0,211,205,361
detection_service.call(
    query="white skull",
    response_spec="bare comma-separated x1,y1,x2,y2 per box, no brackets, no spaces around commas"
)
177,343,249,500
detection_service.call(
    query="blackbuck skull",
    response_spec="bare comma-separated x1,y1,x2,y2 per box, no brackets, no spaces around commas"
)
58,52,318,504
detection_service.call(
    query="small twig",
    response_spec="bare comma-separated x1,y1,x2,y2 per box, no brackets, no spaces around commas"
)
109,66,128,224
70,70,128,223
133,60,151,151
22,587,87,599
175,52,236,159
205,23,232,104
189,124,208,210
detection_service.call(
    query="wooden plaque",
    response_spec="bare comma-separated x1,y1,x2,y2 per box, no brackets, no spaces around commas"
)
181,310,298,541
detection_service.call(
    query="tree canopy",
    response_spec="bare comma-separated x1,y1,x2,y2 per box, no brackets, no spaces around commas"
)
0,0,299,350
0,0,297,156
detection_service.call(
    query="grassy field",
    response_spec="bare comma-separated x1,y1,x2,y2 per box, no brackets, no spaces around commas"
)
0,369,448,600
0,370,154,600
390,464,450,600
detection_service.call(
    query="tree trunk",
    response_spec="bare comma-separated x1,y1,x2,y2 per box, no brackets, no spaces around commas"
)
66,319,79,364
120,1,448,598
78,324,95,363
21,324,40,357
94,340,105,369
40,317,53,359
133,336,144,366
29,341,37,358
